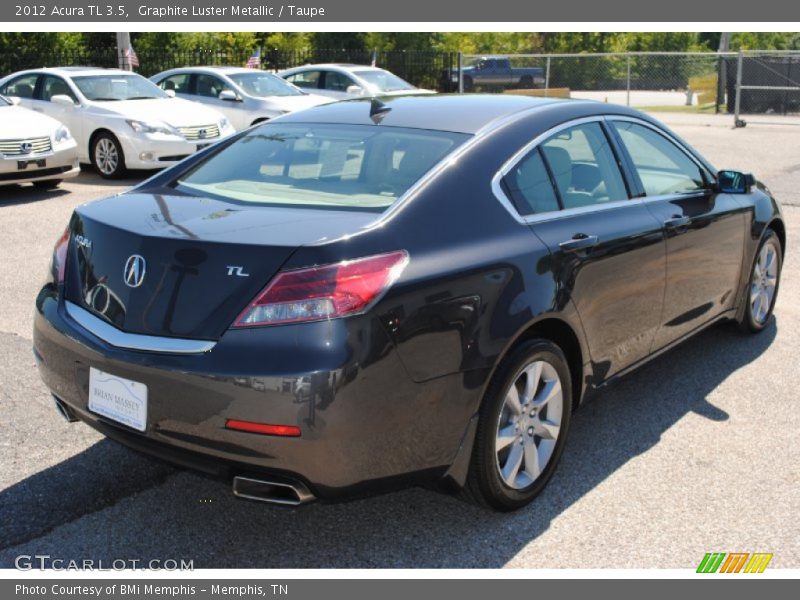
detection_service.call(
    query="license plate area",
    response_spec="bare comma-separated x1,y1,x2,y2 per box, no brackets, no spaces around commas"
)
17,158,46,170
88,367,148,432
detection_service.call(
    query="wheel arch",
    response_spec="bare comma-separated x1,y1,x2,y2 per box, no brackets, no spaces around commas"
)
88,127,119,160
768,217,786,255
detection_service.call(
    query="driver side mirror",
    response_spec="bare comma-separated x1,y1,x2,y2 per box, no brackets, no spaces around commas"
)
164,89,176,98
346,85,365,96
50,94,77,107
218,90,241,102
7,96,21,106
717,170,756,194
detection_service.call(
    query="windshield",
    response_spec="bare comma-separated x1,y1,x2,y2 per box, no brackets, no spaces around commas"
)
175,123,468,212
352,70,416,92
227,72,304,97
72,74,168,101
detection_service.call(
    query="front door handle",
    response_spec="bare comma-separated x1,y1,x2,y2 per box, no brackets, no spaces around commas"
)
559,233,599,252
664,215,692,228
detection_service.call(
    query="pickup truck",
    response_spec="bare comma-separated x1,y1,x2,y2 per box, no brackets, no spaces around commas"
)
456,57,545,91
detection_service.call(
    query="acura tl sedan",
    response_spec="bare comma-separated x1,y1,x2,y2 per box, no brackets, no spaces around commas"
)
33,95,784,511
151,67,333,131
0,67,235,178
0,94,79,188
279,64,435,99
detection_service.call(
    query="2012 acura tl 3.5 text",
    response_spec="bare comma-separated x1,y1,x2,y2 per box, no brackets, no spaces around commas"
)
33,95,784,510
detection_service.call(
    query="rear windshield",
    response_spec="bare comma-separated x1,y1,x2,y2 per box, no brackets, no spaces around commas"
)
175,123,468,211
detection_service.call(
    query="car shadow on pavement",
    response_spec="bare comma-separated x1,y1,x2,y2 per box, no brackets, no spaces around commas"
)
0,170,145,207
0,319,777,568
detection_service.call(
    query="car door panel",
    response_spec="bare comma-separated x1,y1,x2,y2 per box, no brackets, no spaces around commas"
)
608,118,748,350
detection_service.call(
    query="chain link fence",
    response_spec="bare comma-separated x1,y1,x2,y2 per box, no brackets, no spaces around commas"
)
458,51,800,126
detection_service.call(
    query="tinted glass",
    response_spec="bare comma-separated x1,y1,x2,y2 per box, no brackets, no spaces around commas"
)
175,124,469,212
285,71,320,89
158,73,190,94
228,72,303,97
352,70,415,92
504,148,560,215
195,74,231,98
72,74,167,101
1,74,38,98
323,71,354,92
541,122,628,209
613,121,707,196
41,75,77,102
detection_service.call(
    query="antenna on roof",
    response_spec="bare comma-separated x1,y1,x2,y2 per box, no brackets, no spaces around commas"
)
369,98,391,124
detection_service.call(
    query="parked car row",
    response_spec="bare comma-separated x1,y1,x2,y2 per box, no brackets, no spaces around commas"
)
0,63,430,184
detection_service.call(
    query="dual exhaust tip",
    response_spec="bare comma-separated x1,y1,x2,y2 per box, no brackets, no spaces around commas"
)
232,475,316,506
51,395,315,506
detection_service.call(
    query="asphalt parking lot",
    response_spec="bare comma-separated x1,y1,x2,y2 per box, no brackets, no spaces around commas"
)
1,112,798,569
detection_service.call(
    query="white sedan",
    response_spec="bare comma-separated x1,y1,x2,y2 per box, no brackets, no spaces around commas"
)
151,67,333,131
0,94,79,189
278,64,436,100
0,67,236,178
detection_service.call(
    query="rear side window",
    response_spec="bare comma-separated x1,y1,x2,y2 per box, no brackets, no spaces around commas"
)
175,124,469,212
612,121,708,196
503,149,560,215
540,122,628,209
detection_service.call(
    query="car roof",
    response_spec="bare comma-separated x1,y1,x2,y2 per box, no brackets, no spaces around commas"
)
274,94,610,135
157,66,273,76
283,64,382,72
28,67,133,77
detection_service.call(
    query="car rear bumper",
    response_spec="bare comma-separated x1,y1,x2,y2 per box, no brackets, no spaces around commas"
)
33,286,479,499
0,142,79,185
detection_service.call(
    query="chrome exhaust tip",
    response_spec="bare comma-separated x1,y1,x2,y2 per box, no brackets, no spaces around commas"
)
232,475,315,506
52,395,78,423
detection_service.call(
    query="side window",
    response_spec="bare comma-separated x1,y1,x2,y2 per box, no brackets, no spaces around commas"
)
503,148,560,216
323,71,353,92
1,74,39,98
41,75,77,103
612,121,708,196
540,122,628,209
286,71,320,89
195,74,230,98
158,73,190,94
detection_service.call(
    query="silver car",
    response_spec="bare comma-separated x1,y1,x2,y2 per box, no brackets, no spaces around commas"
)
151,67,333,131
278,64,436,100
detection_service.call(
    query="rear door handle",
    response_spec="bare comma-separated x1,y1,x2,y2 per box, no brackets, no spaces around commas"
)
559,234,599,252
664,215,692,228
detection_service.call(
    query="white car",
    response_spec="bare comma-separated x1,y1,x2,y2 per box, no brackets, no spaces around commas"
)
278,64,436,100
0,94,79,189
150,66,333,131
0,67,236,178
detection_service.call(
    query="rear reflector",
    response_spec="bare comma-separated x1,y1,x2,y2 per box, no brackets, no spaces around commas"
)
225,419,301,437
52,227,70,283
233,250,409,328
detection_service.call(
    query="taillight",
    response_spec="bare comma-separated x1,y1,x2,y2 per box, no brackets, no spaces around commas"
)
233,250,409,328
52,227,70,283
225,419,301,437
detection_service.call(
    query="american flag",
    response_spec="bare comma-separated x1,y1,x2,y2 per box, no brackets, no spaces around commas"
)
246,49,261,69
124,45,139,68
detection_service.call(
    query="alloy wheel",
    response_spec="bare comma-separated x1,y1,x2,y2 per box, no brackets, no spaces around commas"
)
95,138,119,176
751,239,780,324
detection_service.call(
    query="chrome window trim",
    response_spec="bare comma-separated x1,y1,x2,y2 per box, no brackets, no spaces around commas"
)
64,301,216,355
490,114,717,226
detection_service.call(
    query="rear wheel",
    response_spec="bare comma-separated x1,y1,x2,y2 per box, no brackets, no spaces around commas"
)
739,229,782,333
464,339,572,511
519,75,534,89
91,132,127,179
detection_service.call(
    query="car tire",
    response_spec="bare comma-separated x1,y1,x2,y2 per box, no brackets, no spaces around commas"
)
739,229,782,333
32,179,62,189
519,75,534,89
463,339,572,511
91,132,127,179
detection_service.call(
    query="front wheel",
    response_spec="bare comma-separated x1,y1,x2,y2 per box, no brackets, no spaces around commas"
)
739,229,782,333
91,132,127,179
464,339,572,511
